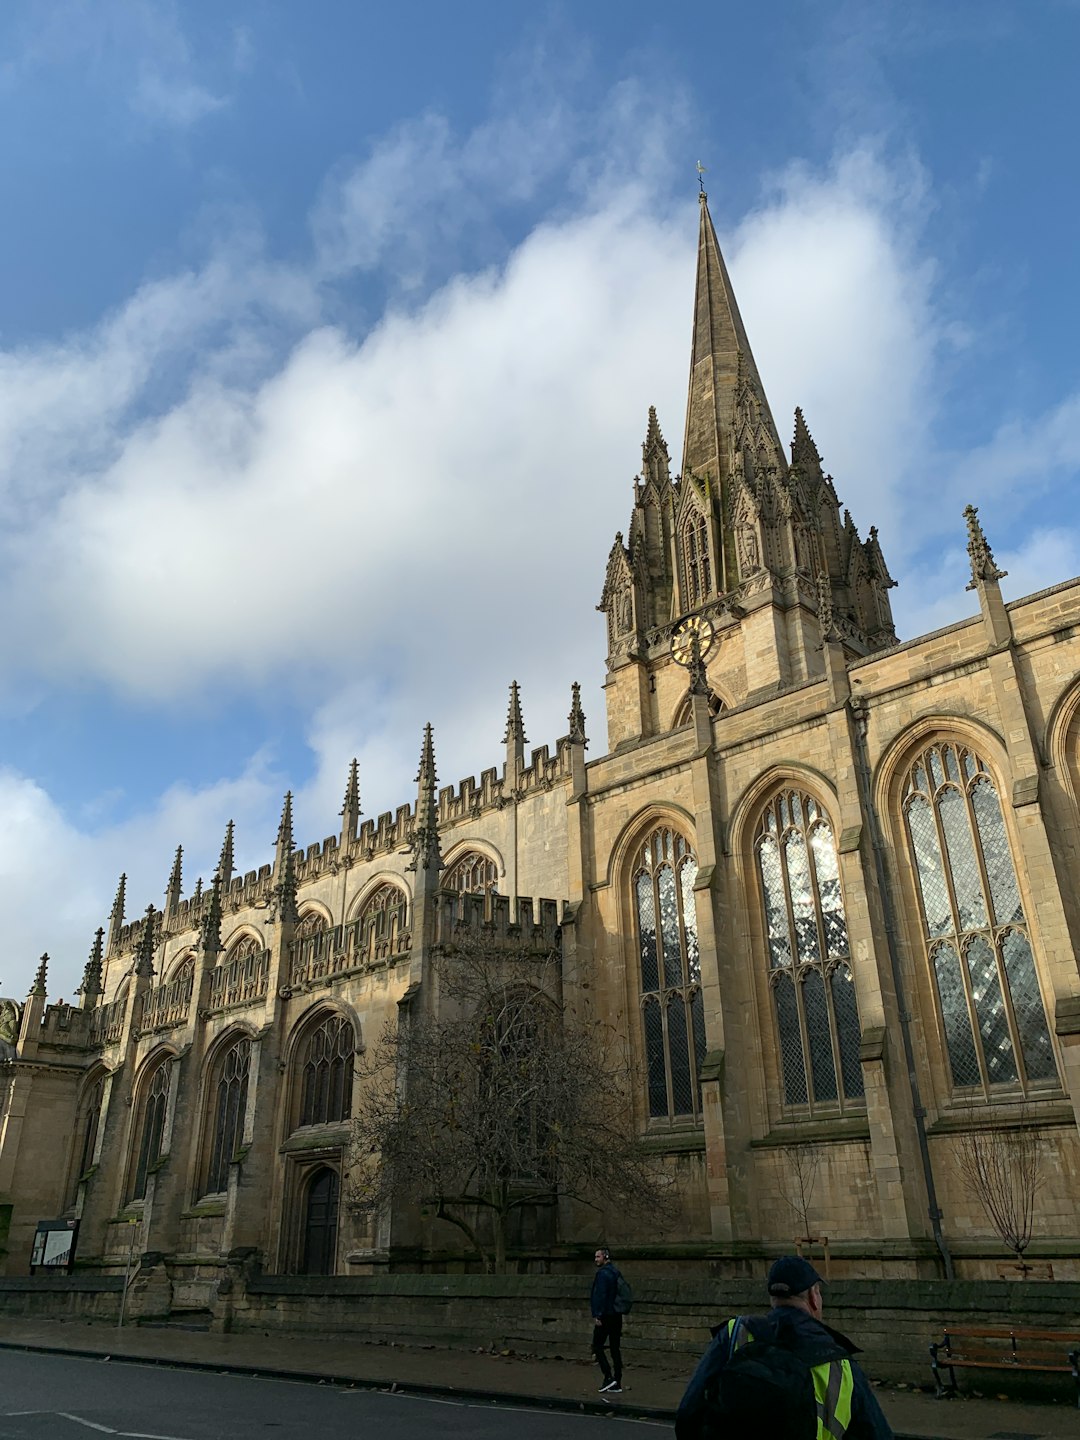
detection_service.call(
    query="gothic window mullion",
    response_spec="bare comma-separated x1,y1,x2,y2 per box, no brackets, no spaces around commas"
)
793,967,817,1109
930,780,985,1077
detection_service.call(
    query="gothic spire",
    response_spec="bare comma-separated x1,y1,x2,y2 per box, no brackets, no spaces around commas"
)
567,681,588,746
641,405,671,488
133,906,157,979
200,872,224,957
218,820,235,891
30,953,48,997
273,791,300,926
682,191,783,489
79,929,105,1003
107,872,127,951
164,844,183,915
503,680,527,746
340,758,361,846
964,504,1007,591
409,723,442,874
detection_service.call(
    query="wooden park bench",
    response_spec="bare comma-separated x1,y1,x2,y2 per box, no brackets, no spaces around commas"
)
929,1325,1080,1408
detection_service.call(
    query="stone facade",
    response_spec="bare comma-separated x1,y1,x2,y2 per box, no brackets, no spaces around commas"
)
2,192,1079,1301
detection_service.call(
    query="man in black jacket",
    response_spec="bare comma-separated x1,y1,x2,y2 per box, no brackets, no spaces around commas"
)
590,1247,623,1393
674,1257,893,1439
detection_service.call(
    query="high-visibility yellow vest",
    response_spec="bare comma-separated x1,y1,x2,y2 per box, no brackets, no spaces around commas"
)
725,1317,856,1440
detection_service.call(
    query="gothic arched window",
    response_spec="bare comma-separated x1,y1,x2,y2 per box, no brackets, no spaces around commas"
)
443,850,498,895
203,1037,251,1196
755,791,864,1109
683,513,712,609
359,883,407,942
70,1072,106,1203
632,828,707,1121
902,742,1057,1093
130,1061,171,1201
298,1014,354,1127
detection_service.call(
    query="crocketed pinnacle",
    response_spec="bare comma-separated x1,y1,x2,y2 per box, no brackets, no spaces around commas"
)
218,820,236,889
79,928,105,999
409,722,442,874
641,405,671,487
201,871,224,955
273,790,300,925
134,906,157,979
340,758,361,843
503,680,527,746
567,681,588,747
963,504,1007,591
30,953,48,997
682,191,783,487
791,406,823,474
165,845,183,910
110,873,127,926
276,791,294,852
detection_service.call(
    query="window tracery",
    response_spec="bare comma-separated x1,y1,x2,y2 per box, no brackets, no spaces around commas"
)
358,883,407,943
632,827,706,1122
683,513,712,609
902,742,1057,1093
130,1061,171,1201
70,1072,106,1203
443,851,499,895
755,790,863,1109
203,1037,251,1196
298,1013,354,1127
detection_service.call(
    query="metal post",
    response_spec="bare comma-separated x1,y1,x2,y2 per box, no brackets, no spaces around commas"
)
117,1217,139,1329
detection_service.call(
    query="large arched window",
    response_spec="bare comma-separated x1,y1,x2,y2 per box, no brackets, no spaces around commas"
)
632,827,707,1122
202,1036,251,1196
130,1061,171,1201
358,883,407,944
902,741,1057,1093
683,513,712,609
298,1013,354,1126
443,850,499,895
69,1071,106,1203
755,790,863,1110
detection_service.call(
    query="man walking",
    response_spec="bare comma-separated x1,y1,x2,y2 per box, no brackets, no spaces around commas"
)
675,1256,893,1439
590,1247,623,1393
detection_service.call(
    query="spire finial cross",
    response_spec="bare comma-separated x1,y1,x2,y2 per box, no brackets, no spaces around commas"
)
696,160,707,196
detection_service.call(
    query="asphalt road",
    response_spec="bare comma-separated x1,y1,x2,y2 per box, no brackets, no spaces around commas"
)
0,1351,665,1439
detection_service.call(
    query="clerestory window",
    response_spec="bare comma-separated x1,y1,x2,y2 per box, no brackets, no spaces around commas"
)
443,851,499,895
203,1037,251,1196
298,1014,354,1127
902,742,1057,1094
755,790,864,1110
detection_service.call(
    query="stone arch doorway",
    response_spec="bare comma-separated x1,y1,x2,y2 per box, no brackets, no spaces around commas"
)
301,1166,340,1275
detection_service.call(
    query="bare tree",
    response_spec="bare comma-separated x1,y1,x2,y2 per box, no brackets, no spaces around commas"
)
349,937,671,1272
955,1104,1043,1272
777,1127,822,1247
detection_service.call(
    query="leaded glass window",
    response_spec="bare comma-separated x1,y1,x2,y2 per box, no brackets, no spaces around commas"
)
70,1073,106,1203
683,513,712,609
755,791,863,1111
358,883,408,943
632,828,707,1121
299,1014,354,1126
204,1037,251,1196
130,1062,171,1201
903,743,1057,1093
443,851,499,895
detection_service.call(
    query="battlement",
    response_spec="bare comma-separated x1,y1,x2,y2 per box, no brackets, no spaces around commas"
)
432,890,562,952
36,1001,94,1050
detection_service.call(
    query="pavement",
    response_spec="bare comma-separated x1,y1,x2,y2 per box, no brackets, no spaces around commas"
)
0,1317,1076,1439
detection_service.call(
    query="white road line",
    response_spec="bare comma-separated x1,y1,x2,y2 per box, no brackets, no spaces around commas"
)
54,1416,195,1440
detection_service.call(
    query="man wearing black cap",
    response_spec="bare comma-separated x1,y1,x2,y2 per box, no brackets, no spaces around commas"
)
674,1256,893,1439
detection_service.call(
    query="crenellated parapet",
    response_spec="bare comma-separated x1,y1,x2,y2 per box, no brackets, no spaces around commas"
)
432,890,561,953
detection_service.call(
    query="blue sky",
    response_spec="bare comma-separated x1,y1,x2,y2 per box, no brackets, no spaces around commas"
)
2,0,1079,997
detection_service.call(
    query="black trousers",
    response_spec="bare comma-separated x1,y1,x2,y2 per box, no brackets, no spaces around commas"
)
592,1314,623,1382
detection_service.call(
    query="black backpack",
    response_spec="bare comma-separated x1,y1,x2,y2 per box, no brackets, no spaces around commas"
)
702,1317,846,1440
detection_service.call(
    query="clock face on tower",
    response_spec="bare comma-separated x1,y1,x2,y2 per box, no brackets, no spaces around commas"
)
670,614,715,668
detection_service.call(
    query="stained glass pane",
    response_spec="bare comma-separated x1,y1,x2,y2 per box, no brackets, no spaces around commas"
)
774,974,808,1105
966,936,1017,1084
636,872,659,993
907,795,952,939
810,823,849,959
1001,930,1057,1082
784,832,820,962
939,787,987,931
667,996,694,1116
681,860,701,983
758,837,793,968
802,969,838,1102
657,864,684,987
933,942,981,1087
970,778,1023,926
831,965,864,1098
643,998,667,1117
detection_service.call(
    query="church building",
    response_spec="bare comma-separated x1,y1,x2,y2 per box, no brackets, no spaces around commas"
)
2,192,1079,1294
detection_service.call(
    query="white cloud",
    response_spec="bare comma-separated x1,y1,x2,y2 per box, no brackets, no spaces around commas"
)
132,68,226,128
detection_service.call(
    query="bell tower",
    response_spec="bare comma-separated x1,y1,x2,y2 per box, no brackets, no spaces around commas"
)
598,190,897,749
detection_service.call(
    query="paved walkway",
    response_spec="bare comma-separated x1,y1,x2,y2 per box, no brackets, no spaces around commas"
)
0,1318,1075,1438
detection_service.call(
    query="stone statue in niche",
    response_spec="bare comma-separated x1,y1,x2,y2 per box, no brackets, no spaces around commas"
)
617,587,634,635
794,524,814,575
736,523,760,577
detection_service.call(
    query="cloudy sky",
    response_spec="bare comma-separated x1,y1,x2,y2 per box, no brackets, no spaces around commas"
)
1,0,1078,997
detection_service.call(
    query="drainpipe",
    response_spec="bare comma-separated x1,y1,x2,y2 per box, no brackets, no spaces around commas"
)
849,695,954,1280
